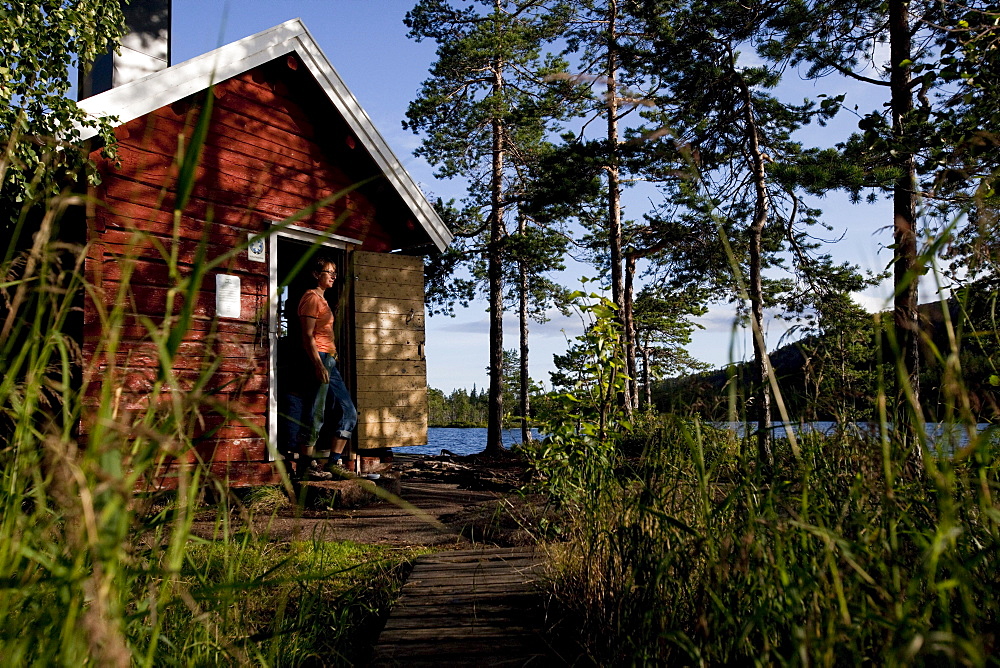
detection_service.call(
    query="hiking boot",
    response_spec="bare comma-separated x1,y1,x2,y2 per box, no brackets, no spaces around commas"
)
323,457,348,474
305,459,334,481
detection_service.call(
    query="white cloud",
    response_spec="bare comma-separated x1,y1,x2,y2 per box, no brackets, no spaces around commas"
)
851,290,890,313
693,306,741,333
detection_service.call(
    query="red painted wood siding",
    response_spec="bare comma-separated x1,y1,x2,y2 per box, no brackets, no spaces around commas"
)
82,61,409,487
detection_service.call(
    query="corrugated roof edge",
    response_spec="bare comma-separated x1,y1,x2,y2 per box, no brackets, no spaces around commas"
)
76,18,453,252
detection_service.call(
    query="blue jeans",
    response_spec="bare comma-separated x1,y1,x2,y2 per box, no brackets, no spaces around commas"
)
281,352,357,453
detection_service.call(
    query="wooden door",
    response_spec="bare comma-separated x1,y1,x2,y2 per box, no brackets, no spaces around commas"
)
352,251,428,449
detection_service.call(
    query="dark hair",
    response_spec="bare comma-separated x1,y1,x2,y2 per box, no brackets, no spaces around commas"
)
312,254,337,274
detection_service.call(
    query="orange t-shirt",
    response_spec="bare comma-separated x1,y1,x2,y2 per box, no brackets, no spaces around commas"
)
298,291,336,355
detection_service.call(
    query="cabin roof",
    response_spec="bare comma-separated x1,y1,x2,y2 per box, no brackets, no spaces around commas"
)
77,18,452,252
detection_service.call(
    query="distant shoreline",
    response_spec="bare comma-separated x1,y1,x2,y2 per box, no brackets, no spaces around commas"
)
429,423,539,429
429,422,487,429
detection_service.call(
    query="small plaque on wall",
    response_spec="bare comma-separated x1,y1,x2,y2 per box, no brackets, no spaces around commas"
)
247,233,265,263
216,274,241,319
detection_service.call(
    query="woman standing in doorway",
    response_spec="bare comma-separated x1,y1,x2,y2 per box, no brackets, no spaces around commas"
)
282,254,358,480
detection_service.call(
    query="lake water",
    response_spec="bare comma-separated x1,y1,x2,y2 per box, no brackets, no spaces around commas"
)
405,428,541,456
403,423,997,457
718,421,997,452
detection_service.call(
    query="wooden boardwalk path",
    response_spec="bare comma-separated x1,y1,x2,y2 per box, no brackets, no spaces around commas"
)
371,546,561,666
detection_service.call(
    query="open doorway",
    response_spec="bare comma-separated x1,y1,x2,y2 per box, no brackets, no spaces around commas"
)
268,229,355,460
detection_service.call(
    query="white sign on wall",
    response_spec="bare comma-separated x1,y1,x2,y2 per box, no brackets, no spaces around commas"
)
247,233,266,263
216,274,242,319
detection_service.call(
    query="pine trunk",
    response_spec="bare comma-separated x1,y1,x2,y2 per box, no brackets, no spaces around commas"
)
889,0,921,450
605,0,633,415
641,345,651,410
486,58,506,457
624,253,639,409
518,215,531,444
739,77,774,471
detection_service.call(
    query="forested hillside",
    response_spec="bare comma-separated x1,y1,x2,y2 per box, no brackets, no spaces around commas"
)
657,285,1000,422
427,386,490,426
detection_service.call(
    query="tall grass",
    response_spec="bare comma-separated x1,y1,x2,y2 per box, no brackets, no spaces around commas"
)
527,290,1000,665
0,129,412,664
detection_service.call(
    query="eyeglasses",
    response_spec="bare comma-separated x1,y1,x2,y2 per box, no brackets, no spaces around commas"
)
320,270,337,276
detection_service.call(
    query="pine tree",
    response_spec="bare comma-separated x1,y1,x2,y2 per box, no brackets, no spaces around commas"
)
507,207,571,442
632,0,870,469
632,286,708,409
406,0,579,455
765,0,1000,451
556,0,660,413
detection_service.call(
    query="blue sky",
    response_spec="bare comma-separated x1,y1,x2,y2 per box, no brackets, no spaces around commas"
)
166,0,920,392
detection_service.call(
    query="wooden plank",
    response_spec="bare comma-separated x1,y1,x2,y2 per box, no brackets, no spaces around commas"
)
355,415,427,429
354,252,424,271
105,149,351,214
354,279,423,301
96,280,268,322
401,557,541,570
358,437,427,448
356,374,425,391
83,316,259,342
353,265,424,287
381,617,535,632
373,547,552,667
354,311,424,331
191,438,268,462
128,107,346,182
356,389,426,408
87,341,265,367
356,405,425,423
381,614,539,630
402,559,543,573
355,360,425,377
354,261,422,281
97,229,273,279
141,461,281,490
355,421,426,440
354,343,422,361
355,328,422,347
389,581,536,597
83,391,269,415
378,628,542,643
99,180,365,241
99,257,269,292
354,295,424,316
402,573,540,587
86,367,269,395
112,144,358,213
99,174,383,247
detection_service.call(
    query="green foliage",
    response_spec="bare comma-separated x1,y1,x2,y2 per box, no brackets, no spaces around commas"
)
155,538,421,666
534,414,1000,664
632,0,875,315
0,1,126,226
632,285,709,396
524,289,631,507
407,0,584,315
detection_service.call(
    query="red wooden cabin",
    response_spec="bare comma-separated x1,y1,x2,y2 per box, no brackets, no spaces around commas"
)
76,20,451,487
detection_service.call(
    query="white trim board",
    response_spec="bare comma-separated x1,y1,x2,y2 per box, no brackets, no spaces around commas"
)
79,19,452,253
